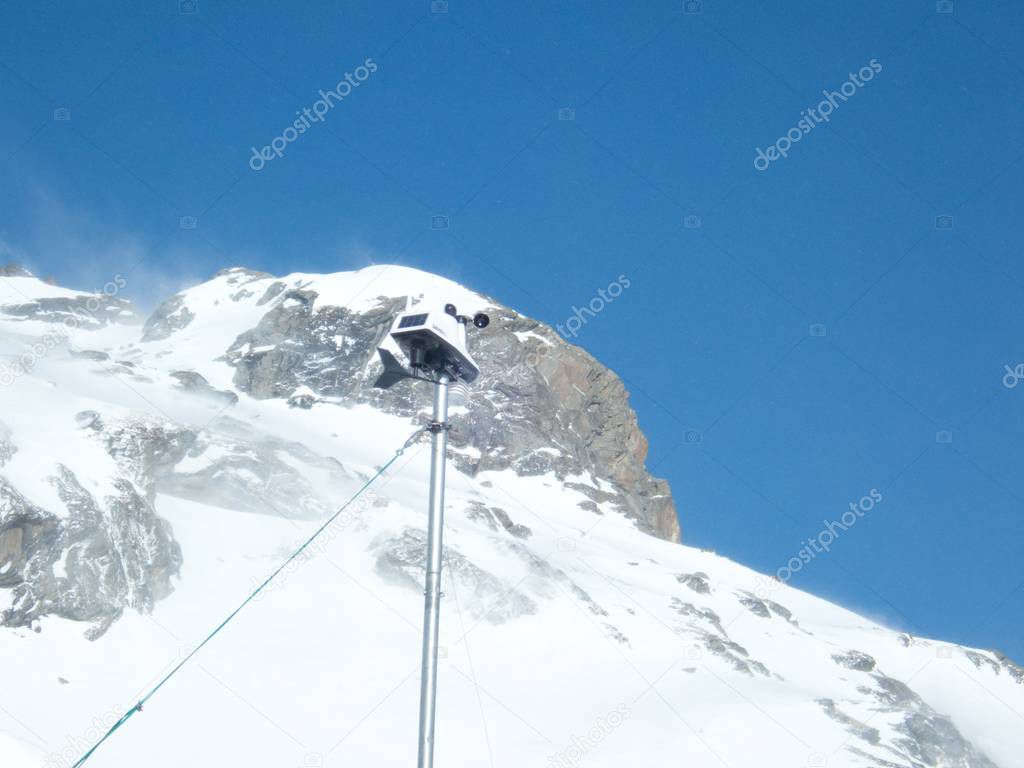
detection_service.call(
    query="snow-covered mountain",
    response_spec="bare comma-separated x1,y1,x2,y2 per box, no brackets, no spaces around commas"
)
0,263,1019,768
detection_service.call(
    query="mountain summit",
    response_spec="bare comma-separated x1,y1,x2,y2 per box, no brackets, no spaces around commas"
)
0,265,1018,767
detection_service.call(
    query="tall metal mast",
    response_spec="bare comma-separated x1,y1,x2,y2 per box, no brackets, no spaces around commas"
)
417,373,450,768
372,299,490,768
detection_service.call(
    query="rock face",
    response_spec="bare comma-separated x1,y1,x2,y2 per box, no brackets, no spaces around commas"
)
0,263,677,637
374,527,538,623
141,295,195,341
216,276,678,541
0,425,182,637
0,264,33,278
0,295,137,329
155,417,356,520
0,265,1020,767
169,370,239,405
819,673,1001,768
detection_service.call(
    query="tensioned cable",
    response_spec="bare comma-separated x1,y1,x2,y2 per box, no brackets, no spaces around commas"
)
71,425,427,768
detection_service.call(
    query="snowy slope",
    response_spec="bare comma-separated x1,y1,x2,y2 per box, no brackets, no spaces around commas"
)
0,265,1020,768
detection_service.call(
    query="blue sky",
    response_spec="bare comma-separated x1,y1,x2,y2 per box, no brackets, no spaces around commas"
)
1,1,1022,660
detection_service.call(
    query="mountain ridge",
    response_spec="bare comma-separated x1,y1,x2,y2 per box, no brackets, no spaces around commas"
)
0,262,1019,768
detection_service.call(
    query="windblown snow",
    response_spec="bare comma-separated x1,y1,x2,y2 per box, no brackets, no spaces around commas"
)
0,264,1019,768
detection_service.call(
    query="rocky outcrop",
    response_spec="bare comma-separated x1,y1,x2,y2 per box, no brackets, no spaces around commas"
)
832,650,877,672
676,571,711,594
207,274,678,541
0,263,33,277
465,501,531,539
0,265,137,328
819,670,1000,767
169,370,239,405
3,263,679,637
141,295,194,341
156,420,355,520
374,528,538,623
0,467,181,638
0,413,188,635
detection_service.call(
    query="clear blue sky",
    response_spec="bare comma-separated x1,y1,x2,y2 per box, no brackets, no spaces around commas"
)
1,1,1022,661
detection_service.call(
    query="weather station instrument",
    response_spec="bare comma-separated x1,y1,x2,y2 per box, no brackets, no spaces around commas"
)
374,300,490,768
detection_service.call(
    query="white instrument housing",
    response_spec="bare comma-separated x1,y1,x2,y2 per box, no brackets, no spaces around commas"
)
388,304,483,383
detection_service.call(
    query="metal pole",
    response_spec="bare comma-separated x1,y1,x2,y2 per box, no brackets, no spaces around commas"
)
418,373,449,768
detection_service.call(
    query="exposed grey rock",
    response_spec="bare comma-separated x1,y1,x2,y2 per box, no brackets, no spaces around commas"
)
670,597,726,636
216,266,274,283
700,632,771,677
571,582,609,617
158,430,352,520
142,294,195,341
0,266,136,328
465,500,495,529
0,424,16,466
898,709,998,768
257,281,288,306
495,537,618,626
831,673,1002,768
676,571,711,594
374,528,537,623
0,263,33,277
1,294,138,329
226,287,375,400
993,650,1024,684
832,650,877,672
3,404,355,635
70,349,110,361
0,415,196,634
964,650,1005,678
818,698,881,745
736,590,804,629
738,593,771,617
0,466,181,637
74,411,103,431
169,370,238,405
215,278,678,542
563,482,619,512
0,479,58,601
287,391,317,409
103,419,197,506
490,506,531,539
962,647,1019,684
668,596,774,678
764,598,799,625
604,624,629,645
464,501,531,539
